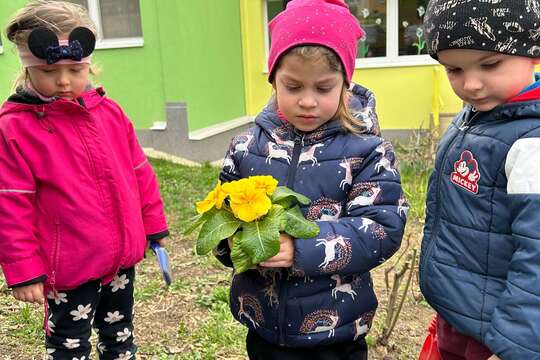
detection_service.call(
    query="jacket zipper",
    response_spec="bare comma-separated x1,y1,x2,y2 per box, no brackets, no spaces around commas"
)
286,134,303,188
278,133,303,346
72,108,121,274
49,219,61,297
419,109,480,291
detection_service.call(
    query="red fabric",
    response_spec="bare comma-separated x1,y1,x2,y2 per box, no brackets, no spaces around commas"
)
436,315,492,360
0,88,168,290
419,316,442,360
277,108,288,123
508,86,540,103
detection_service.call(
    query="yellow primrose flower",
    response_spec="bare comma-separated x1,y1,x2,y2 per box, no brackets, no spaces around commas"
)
228,181,272,222
196,182,227,214
222,178,250,196
250,175,278,195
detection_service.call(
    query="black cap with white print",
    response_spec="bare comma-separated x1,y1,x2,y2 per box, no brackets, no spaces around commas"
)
424,0,540,59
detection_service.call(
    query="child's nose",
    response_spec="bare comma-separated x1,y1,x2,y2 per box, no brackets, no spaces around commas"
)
56,74,69,86
463,74,483,92
298,94,317,108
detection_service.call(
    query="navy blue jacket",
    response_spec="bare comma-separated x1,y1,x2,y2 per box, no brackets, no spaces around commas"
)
216,84,407,347
420,99,540,358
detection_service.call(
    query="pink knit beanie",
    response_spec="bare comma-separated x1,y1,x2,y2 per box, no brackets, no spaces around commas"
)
268,0,364,84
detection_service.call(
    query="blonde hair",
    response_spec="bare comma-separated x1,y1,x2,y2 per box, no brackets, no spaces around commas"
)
273,46,365,134
5,0,99,89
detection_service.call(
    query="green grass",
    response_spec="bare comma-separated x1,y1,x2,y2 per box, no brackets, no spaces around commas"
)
152,159,220,233
183,285,247,359
400,160,431,220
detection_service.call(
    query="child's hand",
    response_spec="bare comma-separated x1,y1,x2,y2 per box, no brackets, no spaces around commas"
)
12,282,44,304
147,238,167,250
487,356,501,360
260,233,294,268
153,238,166,247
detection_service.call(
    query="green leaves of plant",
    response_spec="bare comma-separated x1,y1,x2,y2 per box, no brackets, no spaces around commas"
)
230,232,256,274
195,210,242,255
282,205,320,239
271,187,310,208
231,206,283,273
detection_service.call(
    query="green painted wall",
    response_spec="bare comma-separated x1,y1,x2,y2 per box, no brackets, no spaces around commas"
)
0,2,25,102
155,0,246,130
0,0,246,131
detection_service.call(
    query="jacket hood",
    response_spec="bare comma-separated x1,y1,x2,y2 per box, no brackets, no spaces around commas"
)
255,83,381,145
0,87,107,117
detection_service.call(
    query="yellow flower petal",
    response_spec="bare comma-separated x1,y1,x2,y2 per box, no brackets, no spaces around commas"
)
213,182,227,209
250,175,278,195
196,198,214,214
229,186,271,221
196,181,228,214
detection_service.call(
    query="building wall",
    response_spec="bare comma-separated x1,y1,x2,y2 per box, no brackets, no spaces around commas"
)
0,0,246,131
154,0,246,130
239,0,464,132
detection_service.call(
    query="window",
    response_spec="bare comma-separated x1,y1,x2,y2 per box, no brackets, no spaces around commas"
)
265,0,437,69
67,0,143,49
347,0,387,58
266,0,283,21
398,0,428,56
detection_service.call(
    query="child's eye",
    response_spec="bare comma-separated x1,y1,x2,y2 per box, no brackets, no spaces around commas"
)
317,87,333,93
481,62,500,69
42,69,56,74
285,85,301,92
70,68,82,73
445,67,461,74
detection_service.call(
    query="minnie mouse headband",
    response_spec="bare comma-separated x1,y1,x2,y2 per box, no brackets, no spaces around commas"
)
18,27,95,67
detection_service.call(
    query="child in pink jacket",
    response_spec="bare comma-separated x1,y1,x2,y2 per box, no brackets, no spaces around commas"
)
0,2,168,359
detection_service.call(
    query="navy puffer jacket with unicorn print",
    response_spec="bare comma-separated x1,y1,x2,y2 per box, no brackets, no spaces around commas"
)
215,83,407,347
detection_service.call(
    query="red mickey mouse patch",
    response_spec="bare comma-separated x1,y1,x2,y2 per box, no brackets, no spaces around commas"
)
450,150,481,194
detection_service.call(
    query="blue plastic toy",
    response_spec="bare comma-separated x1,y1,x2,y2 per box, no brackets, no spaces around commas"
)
150,241,172,286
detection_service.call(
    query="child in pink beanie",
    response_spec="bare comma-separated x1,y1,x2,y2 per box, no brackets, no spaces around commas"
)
214,1,407,359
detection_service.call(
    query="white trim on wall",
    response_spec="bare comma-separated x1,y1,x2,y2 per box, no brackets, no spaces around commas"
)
96,38,144,50
83,0,144,50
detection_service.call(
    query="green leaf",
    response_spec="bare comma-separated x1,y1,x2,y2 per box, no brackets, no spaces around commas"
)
183,209,215,235
230,232,255,274
282,205,320,239
271,186,311,208
196,210,242,255
235,206,282,264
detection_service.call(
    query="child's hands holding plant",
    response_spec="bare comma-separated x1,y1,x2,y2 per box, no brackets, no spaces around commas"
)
260,233,294,268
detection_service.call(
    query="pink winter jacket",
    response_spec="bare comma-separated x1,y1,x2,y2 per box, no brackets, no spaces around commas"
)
0,88,168,290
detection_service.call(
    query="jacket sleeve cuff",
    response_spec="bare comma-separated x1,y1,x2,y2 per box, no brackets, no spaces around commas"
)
146,230,170,241
2,254,47,288
143,214,168,236
213,239,233,268
10,275,47,288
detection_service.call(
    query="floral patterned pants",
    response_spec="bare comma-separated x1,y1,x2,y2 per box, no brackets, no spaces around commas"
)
45,267,136,360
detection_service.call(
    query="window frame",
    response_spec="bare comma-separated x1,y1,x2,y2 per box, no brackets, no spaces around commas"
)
263,0,438,71
85,0,144,50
